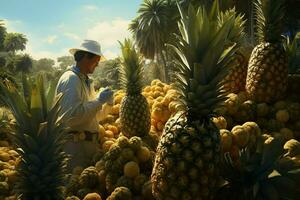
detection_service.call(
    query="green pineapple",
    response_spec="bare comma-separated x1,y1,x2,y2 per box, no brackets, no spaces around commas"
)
151,3,237,200
219,8,250,94
119,39,151,138
246,0,288,103
0,75,69,200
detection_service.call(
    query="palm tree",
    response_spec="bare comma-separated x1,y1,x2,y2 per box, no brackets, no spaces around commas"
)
0,20,7,51
4,32,27,52
129,0,176,82
15,54,33,73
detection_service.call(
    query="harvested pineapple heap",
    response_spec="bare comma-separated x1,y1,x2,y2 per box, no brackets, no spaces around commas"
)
65,0,300,198
98,79,180,153
0,108,19,200
65,135,155,199
0,147,19,199
214,91,300,158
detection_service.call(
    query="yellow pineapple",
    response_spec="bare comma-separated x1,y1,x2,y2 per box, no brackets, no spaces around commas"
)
119,39,151,138
246,0,288,103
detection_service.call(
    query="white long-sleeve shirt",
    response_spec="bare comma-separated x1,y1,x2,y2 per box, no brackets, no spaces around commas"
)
55,68,110,133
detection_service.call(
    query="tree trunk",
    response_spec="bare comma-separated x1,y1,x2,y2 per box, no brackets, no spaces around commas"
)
160,49,168,83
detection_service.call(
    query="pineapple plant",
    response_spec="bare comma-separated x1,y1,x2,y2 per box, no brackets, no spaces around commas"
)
219,8,250,94
284,32,300,100
216,136,300,199
119,39,151,138
246,0,288,103
151,3,237,200
0,75,69,200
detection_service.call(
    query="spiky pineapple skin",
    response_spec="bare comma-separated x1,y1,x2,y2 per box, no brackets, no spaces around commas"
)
246,43,288,103
79,166,99,188
120,94,151,137
151,113,221,200
223,53,247,93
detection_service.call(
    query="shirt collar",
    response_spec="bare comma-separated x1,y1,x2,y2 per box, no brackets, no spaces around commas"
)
71,65,93,87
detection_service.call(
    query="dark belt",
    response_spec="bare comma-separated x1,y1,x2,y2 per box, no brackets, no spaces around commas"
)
68,131,98,141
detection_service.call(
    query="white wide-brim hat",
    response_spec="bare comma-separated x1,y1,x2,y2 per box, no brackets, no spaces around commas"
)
69,39,106,61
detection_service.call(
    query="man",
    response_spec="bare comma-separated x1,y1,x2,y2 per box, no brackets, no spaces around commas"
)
55,39,113,171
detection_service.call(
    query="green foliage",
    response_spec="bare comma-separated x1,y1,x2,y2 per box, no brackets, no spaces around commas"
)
33,58,55,72
0,74,69,200
119,38,145,95
129,0,175,59
218,137,300,199
57,56,74,70
169,3,237,119
254,0,285,43
0,20,7,51
283,32,300,74
92,58,121,90
15,54,33,73
0,67,18,90
3,32,27,52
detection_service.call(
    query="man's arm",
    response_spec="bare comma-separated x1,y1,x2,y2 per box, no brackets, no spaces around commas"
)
56,72,103,127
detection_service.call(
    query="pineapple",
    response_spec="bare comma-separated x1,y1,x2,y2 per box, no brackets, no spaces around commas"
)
246,0,288,103
79,166,100,189
106,186,132,200
0,75,69,200
151,3,237,200
119,39,151,138
218,8,250,93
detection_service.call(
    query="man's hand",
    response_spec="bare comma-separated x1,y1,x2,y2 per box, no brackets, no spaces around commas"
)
97,88,114,104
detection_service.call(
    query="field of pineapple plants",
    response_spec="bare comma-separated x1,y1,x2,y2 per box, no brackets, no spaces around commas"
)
1,0,300,200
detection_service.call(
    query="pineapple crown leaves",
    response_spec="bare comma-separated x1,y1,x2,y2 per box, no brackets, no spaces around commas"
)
0,77,69,199
169,4,237,120
220,136,300,199
254,0,285,43
283,32,300,74
218,7,247,47
119,38,145,95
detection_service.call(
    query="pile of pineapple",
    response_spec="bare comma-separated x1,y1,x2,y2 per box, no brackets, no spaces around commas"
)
65,79,180,199
98,79,180,154
0,147,19,200
0,108,20,200
65,135,155,199
214,91,300,159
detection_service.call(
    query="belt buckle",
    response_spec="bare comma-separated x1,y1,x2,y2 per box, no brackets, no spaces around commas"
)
78,132,86,141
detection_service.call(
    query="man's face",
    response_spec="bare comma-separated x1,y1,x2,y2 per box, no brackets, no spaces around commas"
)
85,55,101,74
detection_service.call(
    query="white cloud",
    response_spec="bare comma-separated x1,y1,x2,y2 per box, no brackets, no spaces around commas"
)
24,42,68,65
45,35,57,44
103,50,118,60
64,32,81,41
83,5,99,11
57,23,65,29
86,18,131,50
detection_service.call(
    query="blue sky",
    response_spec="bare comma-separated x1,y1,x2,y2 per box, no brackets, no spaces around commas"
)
0,0,142,61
